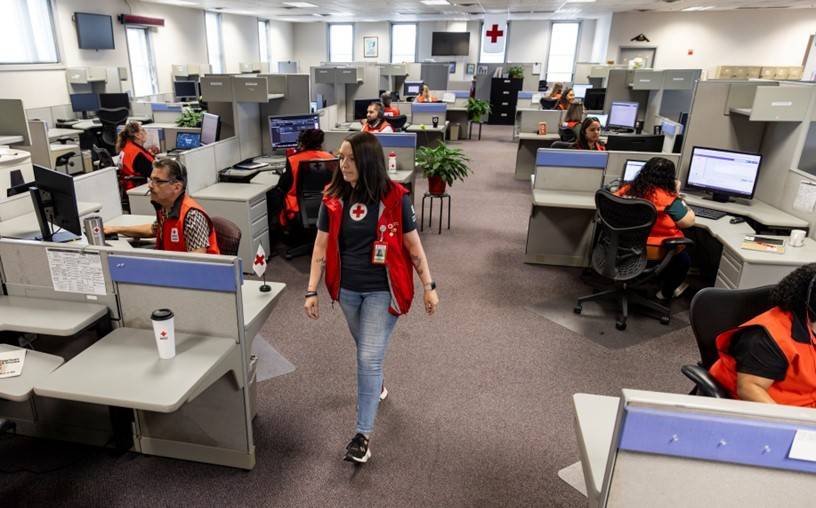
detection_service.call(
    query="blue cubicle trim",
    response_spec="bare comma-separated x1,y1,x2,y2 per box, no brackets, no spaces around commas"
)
518,91,535,99
535,149,608,169
151,103,183,112
618,406,816,474
108,255,237,292
411,103,447,113
452,90,470,99
374,132,416,148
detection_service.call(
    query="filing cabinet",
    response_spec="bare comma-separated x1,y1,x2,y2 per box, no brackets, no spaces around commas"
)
489,78,523,125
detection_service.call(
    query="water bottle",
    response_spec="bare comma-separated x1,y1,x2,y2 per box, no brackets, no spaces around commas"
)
388,152,397,173
83,216,105,245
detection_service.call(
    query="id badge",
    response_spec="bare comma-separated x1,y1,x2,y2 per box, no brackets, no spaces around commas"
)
372,241,387,265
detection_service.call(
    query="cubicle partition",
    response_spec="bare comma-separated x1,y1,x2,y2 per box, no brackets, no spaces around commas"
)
410,102,447,126
73,166,122,220
514,110,564,180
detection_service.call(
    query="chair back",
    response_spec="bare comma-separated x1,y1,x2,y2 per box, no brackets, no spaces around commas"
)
210,216,242,256
558,126,577,143
92,144,115,169
540,98,558,110
389,115,408,131
689,285,774,369
591,189,656,281
98,107,129,148
297,158,339,227
550,141,574,149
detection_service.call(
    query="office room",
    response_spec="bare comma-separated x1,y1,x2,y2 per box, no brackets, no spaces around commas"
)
3,0,816,505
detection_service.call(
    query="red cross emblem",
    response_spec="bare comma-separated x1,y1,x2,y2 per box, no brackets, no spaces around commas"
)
486,24,504,43
350,203,367,221
160,330,167,337
254,254,265,266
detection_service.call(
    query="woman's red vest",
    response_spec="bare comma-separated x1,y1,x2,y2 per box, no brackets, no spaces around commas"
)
120,140,154,190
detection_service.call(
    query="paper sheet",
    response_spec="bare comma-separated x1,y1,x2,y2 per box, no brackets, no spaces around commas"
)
789,429,816,462
0,349,26,379
793,180,816,213
46,248,106,295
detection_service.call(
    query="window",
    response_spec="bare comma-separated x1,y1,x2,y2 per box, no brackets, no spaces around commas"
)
329,24,353,63
479,22,507,64
258,19,269,63
391,24,416,63
126,27,158,97
0,0,59,64
205,11,225,73
546,22,580,84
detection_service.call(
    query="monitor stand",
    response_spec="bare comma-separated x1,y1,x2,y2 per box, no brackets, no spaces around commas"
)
29,188,81,243
709,192,734,203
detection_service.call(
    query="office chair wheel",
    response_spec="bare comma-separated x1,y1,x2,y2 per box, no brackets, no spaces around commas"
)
660,315,671,325
615,319,627,331
573,304,582,314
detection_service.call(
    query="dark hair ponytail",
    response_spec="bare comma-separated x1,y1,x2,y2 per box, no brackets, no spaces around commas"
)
115,120,142,153
325,132,392,204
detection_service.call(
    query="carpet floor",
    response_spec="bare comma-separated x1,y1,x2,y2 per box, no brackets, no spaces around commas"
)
0,125,700,507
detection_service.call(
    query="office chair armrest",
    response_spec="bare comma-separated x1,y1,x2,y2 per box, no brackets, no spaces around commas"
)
661,237,694,249
681,364,730,398
650,237,695,275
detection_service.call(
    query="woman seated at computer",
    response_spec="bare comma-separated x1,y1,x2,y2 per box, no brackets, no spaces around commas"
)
276,128,335,228
415,85,438,103
381,92,400,117
561,103,584,141
708,264,816,407
547,83,563,101
615,157,696,300
555,88,575,110
116,120,156,190
573,117,606,151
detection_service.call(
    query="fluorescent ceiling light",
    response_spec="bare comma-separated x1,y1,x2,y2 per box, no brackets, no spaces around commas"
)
284,2,318,7
682,6,714,10
566,0,596,3
421,0,451,5
165,0,197,5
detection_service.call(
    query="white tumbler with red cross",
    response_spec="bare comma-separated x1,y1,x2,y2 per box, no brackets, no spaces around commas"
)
151,309,176,359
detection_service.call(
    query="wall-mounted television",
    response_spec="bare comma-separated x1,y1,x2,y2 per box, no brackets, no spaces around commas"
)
431,32,469,56
75,13,115,50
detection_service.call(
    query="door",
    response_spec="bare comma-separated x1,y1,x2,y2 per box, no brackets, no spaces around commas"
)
619,47,657,68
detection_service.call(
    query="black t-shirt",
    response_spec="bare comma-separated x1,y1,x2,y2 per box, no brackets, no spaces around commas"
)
133,151,153,179
318,195,417,292
728,325,789,381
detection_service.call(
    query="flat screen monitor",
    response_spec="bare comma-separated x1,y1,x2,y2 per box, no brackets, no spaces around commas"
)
268,114,320,150
583,88,606,111
608,101,639,130
605,134,664,152
623,160,646,182
404,80,424,97
573,84,591,99
75,13,114,50
30,165,82,242
175,132,201,150
685,146,762,202
431,32,469,56
173,81,198,100
354,99,380,120
200,112,220,145
99,93,129,110
70,93,99,113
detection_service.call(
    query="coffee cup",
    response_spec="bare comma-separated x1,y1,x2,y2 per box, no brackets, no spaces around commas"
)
151,309,176,359
789,229,806,248
538,122,548,135
432,116,439,128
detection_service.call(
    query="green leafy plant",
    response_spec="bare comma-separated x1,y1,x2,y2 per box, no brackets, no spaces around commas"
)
466,97,491,123
176,107,203,128
508,65,525,80
415,143,472,187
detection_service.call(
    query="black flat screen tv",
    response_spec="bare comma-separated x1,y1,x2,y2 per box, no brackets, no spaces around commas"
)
75,13,115,50
431,32,469,56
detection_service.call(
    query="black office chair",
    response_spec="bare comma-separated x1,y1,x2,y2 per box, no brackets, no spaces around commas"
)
389,114,408,131
550,141,574,149
558,127,577,143
540,98,558,110
211,216,242,257
92,144,115,169
284,158,339,260
574,190,693,330
681,285,775,398
97,107,130,152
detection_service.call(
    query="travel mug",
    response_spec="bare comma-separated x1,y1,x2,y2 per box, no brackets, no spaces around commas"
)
789,229,806,247
151,309,176,359
83,216,105,246
432,116,439,128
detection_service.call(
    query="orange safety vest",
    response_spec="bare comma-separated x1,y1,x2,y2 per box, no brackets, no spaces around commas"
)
616,185,683,256
709,307,816,408
383,106,400,117
416,95,437,103
361,120,393,133
281,149,335,226
120,140,154,190
155,193,220,254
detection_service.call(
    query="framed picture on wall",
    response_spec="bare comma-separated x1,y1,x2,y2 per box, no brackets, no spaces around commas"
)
363,36,378,58
466,63,476,75
449,62,456,74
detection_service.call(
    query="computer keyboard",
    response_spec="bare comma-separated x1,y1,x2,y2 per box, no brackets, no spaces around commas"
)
689,205,728,220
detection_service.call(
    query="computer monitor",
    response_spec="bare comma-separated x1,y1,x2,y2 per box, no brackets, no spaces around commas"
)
583,88,606,111
608,101,639,130
175,132,201,150
28,165,82,242
605,134,664,152
268,113,320,151
69,93,99,119
573,84,591,99
404,80,424,97
200,112,220,145
98,93,130,110
685,146,762,202
173,81,198,101
354,99,380,120
622,160,646,182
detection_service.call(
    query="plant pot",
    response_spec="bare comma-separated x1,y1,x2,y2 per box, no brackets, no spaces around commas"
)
427,176,447,195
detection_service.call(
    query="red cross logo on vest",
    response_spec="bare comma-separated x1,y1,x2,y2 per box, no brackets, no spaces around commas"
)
350,203,368,222
486,24,504,43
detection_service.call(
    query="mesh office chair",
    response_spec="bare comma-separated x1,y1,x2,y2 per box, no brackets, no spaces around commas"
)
550,141,575,149
558,126,577,143
211,216,242,257
681,285,774,398
284,158,339,260
574,190,693,330
389,114,408,132
97,107,129,152
540,97,559,110
92,144,115,169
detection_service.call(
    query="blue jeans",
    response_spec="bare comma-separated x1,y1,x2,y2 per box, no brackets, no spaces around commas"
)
338,288,399,435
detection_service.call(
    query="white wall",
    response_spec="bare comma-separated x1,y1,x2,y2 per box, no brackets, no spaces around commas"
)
268,20,295,67
506,21,550,65
355,22,390,64
416,21,480,82
293,22,326,70
222,13,260,73
607,9,816,74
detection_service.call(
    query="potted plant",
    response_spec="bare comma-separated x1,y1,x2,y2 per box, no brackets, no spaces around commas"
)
508,65,525,80
466,97,491,123
415,143,472,195
176,106,203,128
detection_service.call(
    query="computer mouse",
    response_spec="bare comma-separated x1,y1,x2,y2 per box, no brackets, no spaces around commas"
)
729,216,745,224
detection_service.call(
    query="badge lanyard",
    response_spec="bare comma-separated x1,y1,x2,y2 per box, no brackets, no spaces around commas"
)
371,225,388,265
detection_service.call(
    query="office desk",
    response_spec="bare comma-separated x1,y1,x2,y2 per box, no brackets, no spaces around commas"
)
48,128,84,142
573,393,619,508
0,296,107,336
406,122,448,148
684,194,809,229
250,171,280,187
242,280,285,361
106,214,156,227
0,344,64,402
0,136,24,145
35,327,239,413
515,133,562,181
127,184,153,215
0,201,101,239
70,116,152,132
525,191,597,266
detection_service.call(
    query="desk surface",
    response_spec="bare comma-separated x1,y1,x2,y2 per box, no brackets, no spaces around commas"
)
0,295,108,336
249,171,280,187
0,201,101,238
34,327,237,413
0,136,24,145
573,393,619,501
519,132,561,141
48,128,84,140
684,194,808,229
242,280,285,340
406,123,449,133
389,169,414,184
533,189,596,209
695,215,816,265
0,149,31,165
106,214,156,227
193,182,275,202
0,344,64,402
126,183,150,197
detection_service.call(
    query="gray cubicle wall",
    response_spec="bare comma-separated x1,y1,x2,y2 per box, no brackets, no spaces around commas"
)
603,69,650,119
420,63,450,92
345,64,384,122
260,74,312,155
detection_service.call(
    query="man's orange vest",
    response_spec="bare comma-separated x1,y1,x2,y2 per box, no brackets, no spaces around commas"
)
361,119,392,133
156,193,220,254
616,185,684,250
281,149,335,226
120,140,154,190
383,105,400,117
709,307,816,408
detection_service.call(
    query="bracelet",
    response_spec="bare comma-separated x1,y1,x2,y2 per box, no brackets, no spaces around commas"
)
305,291,318,298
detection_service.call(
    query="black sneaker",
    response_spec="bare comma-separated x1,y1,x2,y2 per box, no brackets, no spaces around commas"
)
344,433,371,463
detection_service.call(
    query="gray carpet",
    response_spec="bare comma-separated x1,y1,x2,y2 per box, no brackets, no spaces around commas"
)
0,125,700,507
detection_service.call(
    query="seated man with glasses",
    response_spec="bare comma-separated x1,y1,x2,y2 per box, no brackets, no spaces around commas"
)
105,158,220,254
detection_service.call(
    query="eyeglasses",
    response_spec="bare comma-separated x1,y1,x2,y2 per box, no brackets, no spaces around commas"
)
147,177,178,186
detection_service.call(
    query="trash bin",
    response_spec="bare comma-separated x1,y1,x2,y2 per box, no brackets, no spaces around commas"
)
450,123,460,141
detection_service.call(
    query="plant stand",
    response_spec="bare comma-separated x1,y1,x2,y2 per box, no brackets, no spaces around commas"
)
420,192,451,235
468,121,483,140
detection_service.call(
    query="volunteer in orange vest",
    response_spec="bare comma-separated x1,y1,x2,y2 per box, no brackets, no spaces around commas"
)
116,120,156,190
381,92,400,117
360,102,393,133
277,128,335,227
574,116,606,151
304,132,439,464
104,158,220,254
615,157,695,300
709,264,816,407
415,84,438,103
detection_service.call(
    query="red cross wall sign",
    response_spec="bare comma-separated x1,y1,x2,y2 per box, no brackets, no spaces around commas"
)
482,15,508,54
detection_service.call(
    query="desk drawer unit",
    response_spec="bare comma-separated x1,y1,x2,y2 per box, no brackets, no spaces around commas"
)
716,245,743,288
194,197,269,272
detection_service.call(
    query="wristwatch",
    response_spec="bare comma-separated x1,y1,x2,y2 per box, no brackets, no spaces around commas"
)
424,281,437,291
